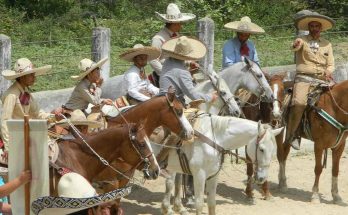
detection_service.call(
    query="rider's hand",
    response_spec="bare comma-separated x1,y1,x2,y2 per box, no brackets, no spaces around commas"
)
18,170,32,184
292,38,302,49
210,91,218,103
102,99,113,106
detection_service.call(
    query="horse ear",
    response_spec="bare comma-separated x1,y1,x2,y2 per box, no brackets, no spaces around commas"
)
272,127,284,136
243,56,251,67
257,120,264,135
137,119,147,130
167,86,176,102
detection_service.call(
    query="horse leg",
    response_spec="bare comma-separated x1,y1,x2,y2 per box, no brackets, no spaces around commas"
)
173,174,188,215
193,171,205,215
311,147,324,203
277,130,290,192
206,176,218,215
245,149,255,203
162,173,176,215
331,142,345,204
261,181,272,200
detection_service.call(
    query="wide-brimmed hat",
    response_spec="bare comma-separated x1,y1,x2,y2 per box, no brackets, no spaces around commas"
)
71,57,108,81
119,44,161,62
56,109,103,128
162,36,207,61
224,16,265,34
31,172,131,215
295,11,335,31
2,58,52,80
155,3,196,23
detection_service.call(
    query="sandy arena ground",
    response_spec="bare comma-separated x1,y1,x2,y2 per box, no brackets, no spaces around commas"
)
120,151,348,215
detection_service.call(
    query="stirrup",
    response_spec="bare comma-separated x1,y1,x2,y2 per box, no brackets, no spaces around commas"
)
290,139,301,150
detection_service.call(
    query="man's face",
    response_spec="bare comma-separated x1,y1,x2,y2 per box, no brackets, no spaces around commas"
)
308,21,322,37
237,32,251,43
170,23,182,32
133,54,148,68
20,73,36,87
87,68,101,83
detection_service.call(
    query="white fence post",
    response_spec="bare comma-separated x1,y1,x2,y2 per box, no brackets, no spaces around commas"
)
0,34,11,96
92,27,111,80
197,17,215,73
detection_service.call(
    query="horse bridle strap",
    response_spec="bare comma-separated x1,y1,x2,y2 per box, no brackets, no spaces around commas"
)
194,129,227,154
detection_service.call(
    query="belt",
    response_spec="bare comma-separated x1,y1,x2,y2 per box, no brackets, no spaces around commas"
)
295,74,327,84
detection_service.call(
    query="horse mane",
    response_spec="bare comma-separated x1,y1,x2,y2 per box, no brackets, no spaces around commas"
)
209,115,232,132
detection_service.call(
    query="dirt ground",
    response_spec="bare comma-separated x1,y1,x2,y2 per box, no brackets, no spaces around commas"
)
120,151,348,215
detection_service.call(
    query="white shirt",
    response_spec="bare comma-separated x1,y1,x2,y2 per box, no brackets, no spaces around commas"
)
123,65,159,101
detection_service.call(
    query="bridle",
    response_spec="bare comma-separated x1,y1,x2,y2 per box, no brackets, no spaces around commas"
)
246,64,269,100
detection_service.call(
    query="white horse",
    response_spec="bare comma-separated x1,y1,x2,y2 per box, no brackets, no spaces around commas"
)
153,111,283,215
220,57,274,102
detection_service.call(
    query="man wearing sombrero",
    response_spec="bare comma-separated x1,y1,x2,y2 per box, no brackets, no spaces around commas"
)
63,58,113,113
222,16,265,68
285,11,335,150
149,3,197,87
120,44,161,105
0,58,57,164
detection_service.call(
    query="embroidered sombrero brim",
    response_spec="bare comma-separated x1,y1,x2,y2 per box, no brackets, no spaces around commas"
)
295,14,335,31
31,186,131,215
2,65,52,80
224,21,265,34
162,37,207,61
120,47,161,62
71,57,108,81
155,12,196,23
55,120,103,129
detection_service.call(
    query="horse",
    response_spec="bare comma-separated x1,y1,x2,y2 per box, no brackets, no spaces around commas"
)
153,110,283,215
242,73,287,202
277,80,348,204
51,122,159,194
220,57,274,102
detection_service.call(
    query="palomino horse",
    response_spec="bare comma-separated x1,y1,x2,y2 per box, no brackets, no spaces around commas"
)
278,80,348,204
243,74,287,202
51,122,159,195
220,57,274,102
153,110,283,215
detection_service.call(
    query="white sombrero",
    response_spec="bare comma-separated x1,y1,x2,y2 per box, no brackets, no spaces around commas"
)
2,58,52,80
155,3,196,23
56,109,103,128
31,172,131,215
224,16,265,34
71,57,108,81
162,36,207,61
119,44,161,62
295,11,335,31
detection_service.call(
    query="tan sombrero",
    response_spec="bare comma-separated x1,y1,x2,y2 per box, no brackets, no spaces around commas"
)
155,3,196,23
295,11,335,31
56,109,103,128
119,44,161,62
71,57,108,81
162,36,207,61
2,58,52,80
224,16,265,34
31,172,131,215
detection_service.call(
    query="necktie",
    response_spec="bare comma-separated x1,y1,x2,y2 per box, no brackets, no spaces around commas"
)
171,32,177,38
240,43,250,56
19,92,30,105
139,68,146,80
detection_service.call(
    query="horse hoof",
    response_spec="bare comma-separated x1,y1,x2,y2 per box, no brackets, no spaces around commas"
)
279,185,288,193
246,197,256,205
333,196,344,205
263,195,273,201
311,195,321,204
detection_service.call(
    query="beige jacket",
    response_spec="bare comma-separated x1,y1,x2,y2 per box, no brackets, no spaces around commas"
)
1,81,51,150
292,35,335,76
64,79,102,110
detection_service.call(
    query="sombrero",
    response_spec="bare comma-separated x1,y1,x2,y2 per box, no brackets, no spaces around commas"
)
295,11,335,31
56,109,103,128
155,3,196,23
71,57,108,81
31,172,131,215
224,16,265,34
2,58,52,80
161,36,207,61
119,44,161,62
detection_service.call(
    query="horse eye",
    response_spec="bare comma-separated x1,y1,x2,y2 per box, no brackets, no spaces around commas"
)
259,148,264,153
256,73,263,78
176,109,183,116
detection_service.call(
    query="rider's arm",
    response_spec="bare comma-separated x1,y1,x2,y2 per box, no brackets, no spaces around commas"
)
0,170,31,198
78,83,102,105
125,72,151,102
325,43,335,75
1,94,16,151
222,40,238,68
149,36,164,76
179,70,212,102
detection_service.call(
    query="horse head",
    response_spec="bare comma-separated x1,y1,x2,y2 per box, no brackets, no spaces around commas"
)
247,121,283,184
127,121,160,180
269,73,286,120
161,88,194,140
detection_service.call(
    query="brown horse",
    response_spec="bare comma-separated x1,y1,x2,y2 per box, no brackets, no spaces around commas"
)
243,74,287,202
51,122,159,194
278,80,348,204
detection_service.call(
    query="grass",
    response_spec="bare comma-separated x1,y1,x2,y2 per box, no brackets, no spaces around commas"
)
9,31,348,92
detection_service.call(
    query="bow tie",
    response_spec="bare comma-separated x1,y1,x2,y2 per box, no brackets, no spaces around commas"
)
19,92,30,105
171,32,178,38
240,43,250,56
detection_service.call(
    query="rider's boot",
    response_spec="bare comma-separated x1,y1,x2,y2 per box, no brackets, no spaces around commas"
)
284,105,306,150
